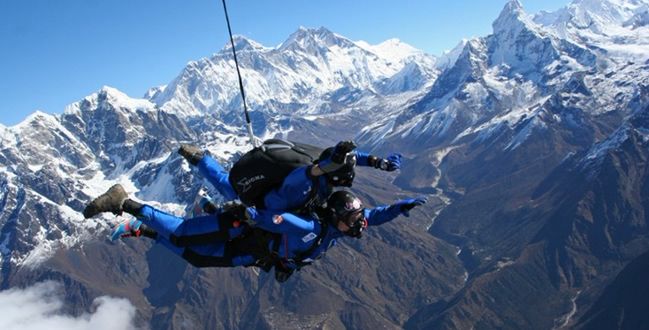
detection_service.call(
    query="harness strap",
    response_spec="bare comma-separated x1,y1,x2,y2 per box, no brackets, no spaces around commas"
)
182,245,234,268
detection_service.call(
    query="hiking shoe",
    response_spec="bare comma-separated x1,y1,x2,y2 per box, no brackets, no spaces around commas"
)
110,218,143,241
83,184,128,219
178,144,204,165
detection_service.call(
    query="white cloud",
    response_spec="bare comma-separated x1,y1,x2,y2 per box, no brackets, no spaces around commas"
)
0,281,139,330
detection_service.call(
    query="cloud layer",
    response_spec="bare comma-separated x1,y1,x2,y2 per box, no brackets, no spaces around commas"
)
0,281,138,330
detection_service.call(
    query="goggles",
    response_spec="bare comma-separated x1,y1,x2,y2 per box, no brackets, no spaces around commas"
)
340,210,368,238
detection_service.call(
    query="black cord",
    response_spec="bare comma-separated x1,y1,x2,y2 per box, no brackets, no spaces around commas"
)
221,0,251,125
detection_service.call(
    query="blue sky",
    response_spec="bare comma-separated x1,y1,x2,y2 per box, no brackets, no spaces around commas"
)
0,0,570,126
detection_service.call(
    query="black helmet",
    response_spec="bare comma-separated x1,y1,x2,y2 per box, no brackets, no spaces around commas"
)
326,190,367,238
317,147,356,187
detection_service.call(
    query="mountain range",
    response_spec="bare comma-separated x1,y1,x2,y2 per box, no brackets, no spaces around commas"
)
1,0,649,328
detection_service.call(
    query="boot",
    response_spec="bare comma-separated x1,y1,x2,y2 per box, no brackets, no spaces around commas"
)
83,184,128,219
178,144,204,165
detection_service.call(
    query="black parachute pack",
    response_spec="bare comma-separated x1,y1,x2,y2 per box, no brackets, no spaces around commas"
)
228,139,323,207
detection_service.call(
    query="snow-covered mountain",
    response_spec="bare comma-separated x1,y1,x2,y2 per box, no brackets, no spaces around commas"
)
357,0,649,156
373,0,649,328
0,25,452,328
150,26,437,123
534,0,649,60
1,0,649,328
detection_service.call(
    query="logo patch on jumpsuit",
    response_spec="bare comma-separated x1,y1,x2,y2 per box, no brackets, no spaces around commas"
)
273,215,284,224
302,232,317,243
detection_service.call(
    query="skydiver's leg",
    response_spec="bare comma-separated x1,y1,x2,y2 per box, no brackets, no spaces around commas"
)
134,204,246,246
83,184,244,245
179,144,237,199
197,155,238,200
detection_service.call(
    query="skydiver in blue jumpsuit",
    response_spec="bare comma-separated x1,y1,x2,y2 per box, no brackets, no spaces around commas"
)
82,140,402,244
83,185,425,282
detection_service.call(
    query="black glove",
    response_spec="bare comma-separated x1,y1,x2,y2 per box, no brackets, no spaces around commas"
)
198,195,219,214
178,144,204,165
274,261,295,283
330,141,357,163
371,153,402,171
218,201,252,227
394,197,427,217
319,141,357,173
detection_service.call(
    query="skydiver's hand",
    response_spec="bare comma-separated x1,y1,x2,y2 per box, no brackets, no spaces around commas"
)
319,141,357,173
374,153,402,171
220,201,250,221
394,197,427,217
384,153,402,171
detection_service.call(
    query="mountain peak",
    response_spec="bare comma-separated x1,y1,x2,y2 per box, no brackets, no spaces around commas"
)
279,26,354,51
492,0,534,34
221,35,267,53
488,0,566,73
505,0,523,12
500,0,524,19
98,85,126,98
96,86,137,106
356,38,428,64
14,110,57,129
437,39,470,70
67,86,155,116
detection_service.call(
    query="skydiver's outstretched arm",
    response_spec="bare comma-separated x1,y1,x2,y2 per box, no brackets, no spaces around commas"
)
312,140,403,174
355,151,403,172
364,197,427,226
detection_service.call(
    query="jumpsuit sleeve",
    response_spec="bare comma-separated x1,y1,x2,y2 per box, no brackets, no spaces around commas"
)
248,208,316,235
355,150,372,167
364,204,404,226
196,155,238,200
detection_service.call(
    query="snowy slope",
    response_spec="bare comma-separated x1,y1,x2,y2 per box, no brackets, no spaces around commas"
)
0,87,239,267
534,0,649,60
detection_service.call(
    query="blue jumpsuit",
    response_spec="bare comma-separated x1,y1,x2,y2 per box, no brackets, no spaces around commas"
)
136,201,404,268
133,150,390,267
